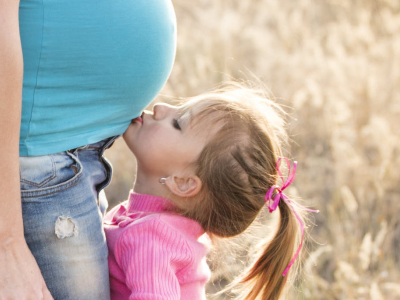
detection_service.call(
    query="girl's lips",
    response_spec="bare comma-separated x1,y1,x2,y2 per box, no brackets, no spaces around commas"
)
134,116,143,123
132,112,144,124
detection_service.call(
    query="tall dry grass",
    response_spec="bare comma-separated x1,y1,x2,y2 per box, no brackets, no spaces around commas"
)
104,0,400,299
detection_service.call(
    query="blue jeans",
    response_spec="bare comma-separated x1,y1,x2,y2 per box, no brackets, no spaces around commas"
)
20,137,118,300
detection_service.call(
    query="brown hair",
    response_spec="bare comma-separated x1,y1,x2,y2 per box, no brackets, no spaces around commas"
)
181,84,304,299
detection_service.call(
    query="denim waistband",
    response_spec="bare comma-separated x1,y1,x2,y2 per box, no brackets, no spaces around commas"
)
68,135,120,155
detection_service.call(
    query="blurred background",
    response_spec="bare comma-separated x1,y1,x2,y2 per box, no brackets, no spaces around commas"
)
104,0,400,299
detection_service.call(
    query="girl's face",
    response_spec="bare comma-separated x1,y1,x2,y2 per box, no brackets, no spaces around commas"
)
123,103,210,179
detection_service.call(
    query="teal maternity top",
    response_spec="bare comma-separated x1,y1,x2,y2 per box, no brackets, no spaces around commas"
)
19,0,176,156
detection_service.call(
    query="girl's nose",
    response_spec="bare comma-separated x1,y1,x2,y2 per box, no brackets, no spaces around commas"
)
152,103,174,120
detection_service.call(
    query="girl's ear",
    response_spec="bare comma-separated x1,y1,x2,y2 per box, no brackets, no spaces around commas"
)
165,175,202,198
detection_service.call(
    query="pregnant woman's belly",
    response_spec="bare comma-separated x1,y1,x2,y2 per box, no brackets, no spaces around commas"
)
19,0,176,156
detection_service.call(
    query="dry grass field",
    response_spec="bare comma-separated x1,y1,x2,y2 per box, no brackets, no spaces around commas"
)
104,0,400,299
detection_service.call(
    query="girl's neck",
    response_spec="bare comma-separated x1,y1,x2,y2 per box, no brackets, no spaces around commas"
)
133,173,167,199
133,172,197,212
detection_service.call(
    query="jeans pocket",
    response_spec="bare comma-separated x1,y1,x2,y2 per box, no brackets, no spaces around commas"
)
20,155,56,188
20,152,82,200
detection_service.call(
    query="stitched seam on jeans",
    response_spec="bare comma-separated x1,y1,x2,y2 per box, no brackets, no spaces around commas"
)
21,172,82,199
21,152,83,199
20,155,56,187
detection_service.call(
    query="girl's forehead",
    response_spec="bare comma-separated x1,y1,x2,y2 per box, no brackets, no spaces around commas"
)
180,99,217,120
181,102,226,140
180,101,210,126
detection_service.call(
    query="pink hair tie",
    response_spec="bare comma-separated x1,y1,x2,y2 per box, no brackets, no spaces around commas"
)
265,157,319,277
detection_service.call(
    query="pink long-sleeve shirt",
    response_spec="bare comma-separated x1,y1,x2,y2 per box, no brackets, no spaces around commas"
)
104,192,211,300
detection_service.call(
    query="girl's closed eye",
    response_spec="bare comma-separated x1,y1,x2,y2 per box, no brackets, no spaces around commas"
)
173,118,181,130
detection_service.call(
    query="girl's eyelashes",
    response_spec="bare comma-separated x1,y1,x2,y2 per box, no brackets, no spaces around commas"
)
173,118,181,130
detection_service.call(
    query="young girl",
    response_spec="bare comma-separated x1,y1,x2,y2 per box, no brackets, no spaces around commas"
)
104,84,317,300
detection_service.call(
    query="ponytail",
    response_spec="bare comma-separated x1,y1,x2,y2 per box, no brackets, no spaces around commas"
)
239,201,299,300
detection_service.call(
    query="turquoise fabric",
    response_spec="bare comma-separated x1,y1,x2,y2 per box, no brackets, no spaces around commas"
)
19,0,176,156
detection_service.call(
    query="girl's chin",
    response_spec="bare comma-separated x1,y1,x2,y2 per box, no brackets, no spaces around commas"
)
122,127,133,139
124,122,137,133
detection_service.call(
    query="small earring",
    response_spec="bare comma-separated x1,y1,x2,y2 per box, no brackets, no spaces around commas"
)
159,177,167,185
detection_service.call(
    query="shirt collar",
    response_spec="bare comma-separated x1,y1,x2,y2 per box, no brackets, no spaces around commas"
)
126,191,176,213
